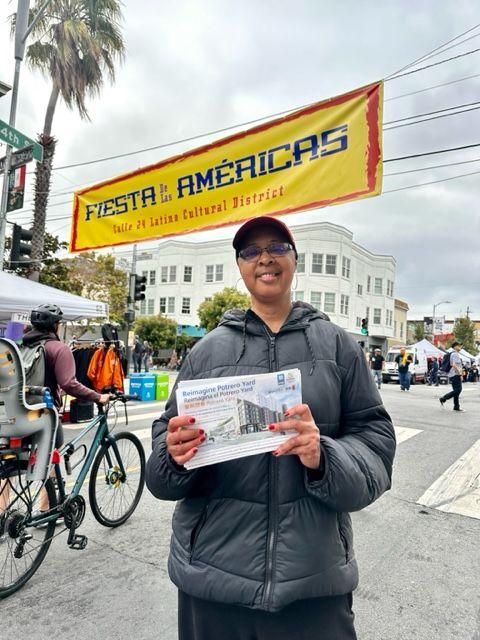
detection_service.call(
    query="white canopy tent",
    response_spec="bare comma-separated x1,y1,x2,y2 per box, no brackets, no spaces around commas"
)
411,338,445,357
0,271,108,321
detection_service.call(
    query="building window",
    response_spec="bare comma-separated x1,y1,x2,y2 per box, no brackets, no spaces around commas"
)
324,292,336,313
182,297,191,314
374,278,383,295
206,264,223,282
387,279,394,297
373,308,381,324
215,264,223,281
142,270,148,281
159,297,166,314
311,291,322,308
367,276,371,293
140,299,146,314
161,266,168,283
206,265,214,282
340,294,349,315
400,322,404,338
312,253,323,274
394,320,397,336
357,284,363,296
168,297,175,313
183,266,192,283
204,296,212,302
293,291,304,302
147,299,155,315
325,254,337,275
297,253,305,274
366,306,370,320
149,270,156,285
169,266,177,282
342,257,351,279
386,309,393,326
356,316,362,327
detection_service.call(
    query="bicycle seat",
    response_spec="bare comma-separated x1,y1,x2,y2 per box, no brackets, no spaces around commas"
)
0,338,58,482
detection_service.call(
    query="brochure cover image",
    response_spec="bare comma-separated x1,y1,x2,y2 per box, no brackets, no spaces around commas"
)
176,369,302,469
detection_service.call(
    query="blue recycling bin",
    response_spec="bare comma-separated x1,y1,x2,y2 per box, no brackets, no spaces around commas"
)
129,374,156,401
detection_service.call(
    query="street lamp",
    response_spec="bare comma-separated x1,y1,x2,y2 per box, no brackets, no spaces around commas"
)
432,300,451,340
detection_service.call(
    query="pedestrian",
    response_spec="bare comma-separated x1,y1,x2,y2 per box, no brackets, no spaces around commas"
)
146,215,396,640
132,336,144,373
395,347,413,391
440,342,465,412
143,340,153,372
428,358,439,386
370,348,385,389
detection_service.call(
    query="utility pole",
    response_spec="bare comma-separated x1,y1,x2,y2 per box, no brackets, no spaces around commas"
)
124,244,138,371
466,306,471,319
0,0,54,269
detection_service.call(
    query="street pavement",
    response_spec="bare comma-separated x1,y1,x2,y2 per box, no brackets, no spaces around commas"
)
2,380,479,639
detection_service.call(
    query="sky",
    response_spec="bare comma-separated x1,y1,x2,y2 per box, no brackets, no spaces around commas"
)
0,0,479,319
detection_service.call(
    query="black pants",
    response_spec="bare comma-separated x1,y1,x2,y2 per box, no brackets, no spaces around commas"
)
441,375,462,409
178,591,357,640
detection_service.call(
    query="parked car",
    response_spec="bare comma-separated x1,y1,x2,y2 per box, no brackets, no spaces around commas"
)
383,346,428,384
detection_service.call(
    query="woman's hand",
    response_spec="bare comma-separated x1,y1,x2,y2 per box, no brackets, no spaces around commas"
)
268,403,321,470
166,415,204,467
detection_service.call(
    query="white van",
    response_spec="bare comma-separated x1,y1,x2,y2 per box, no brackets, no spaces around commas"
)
383,346,428,385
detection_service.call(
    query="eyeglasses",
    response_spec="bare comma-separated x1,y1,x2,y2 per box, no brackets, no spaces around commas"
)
238,242,294,262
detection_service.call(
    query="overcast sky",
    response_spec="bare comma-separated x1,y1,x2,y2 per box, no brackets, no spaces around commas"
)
1,0,479,319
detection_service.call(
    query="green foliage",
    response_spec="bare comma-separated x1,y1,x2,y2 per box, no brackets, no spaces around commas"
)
133,315,195,351
198,287,250,333
453,317,477,355
413,323,425,342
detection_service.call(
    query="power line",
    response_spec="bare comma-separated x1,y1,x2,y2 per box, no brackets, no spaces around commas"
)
386,47,480,81
386,23,480,78
384,142,480,163
382,168,480,193
384,104,480,131
385,73,480,102
384,99,480,125
384,157,480,177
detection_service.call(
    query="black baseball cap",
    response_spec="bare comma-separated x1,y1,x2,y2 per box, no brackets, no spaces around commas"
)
232,216,298,258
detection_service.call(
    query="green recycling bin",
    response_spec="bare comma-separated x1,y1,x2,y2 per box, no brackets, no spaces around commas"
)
153,372,170,401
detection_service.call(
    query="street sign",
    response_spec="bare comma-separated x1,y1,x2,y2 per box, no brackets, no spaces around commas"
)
0,144,34,174
0,119,43,162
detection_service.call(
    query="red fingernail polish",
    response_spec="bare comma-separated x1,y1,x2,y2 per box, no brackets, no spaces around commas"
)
198,428,205,435
192,448,198,454
200,435,206,442
284,411,290,417
272,451,279,456
188,417,196,424
268,424,275,431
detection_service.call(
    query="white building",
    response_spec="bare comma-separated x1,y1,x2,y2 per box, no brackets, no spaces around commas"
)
114,221,396,347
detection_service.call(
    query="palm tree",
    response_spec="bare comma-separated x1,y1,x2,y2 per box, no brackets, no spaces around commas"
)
16,0,125,280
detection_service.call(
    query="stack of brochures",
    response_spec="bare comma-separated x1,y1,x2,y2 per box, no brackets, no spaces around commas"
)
176,369,302,469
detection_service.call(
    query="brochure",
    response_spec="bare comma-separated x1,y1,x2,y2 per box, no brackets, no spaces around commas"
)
176,369,302,469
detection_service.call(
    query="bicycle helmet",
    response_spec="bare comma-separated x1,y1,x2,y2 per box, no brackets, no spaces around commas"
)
30,303,64,330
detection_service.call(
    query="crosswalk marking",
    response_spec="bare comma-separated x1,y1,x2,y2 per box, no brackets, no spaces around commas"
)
394,426,423,444
417,439,480,520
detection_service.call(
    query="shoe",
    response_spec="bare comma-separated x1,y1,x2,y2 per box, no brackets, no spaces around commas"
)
0,534,7,545
453,408,465,412
439,398,445,408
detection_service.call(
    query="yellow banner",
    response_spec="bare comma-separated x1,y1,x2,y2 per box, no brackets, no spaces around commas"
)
70,81,383,252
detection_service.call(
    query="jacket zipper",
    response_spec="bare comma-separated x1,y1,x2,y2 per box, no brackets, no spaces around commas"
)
263,330,278,608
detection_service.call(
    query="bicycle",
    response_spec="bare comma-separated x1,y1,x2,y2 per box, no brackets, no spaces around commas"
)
0,390,145,599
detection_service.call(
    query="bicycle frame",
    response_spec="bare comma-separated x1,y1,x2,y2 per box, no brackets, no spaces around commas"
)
30,404,127,529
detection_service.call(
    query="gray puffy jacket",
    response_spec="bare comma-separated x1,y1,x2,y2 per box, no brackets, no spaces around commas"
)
146,302,396,612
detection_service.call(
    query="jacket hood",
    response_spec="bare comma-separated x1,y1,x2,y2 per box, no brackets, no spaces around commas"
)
22,328,59,347
219,301,330,375
218,301,329,334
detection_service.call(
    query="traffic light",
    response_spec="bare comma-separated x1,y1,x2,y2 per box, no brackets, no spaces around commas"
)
129,273,146,303
361,318,369,335
9,223,33,267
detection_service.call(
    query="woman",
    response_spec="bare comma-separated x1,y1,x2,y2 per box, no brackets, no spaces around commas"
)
143,340,153,372
146,216,396,639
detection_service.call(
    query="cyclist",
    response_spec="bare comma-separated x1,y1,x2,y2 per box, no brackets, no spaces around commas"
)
1,304,111,520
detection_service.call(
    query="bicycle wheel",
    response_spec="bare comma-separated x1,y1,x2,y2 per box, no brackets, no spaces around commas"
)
0,475,57,599
89,431,145,527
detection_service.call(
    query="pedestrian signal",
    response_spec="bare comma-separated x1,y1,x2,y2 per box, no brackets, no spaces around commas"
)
361,318,368,335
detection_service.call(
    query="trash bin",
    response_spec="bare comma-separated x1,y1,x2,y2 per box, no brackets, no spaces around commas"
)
153,372,169,401
129,374,156,401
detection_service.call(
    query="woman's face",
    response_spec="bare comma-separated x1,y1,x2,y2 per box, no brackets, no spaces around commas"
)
237,227,296,306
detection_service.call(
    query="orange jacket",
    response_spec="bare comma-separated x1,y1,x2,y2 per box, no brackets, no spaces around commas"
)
87,347,124,392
